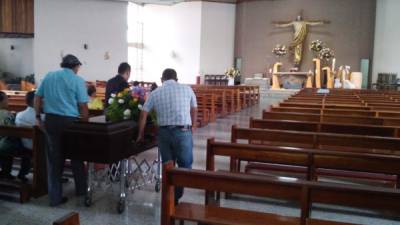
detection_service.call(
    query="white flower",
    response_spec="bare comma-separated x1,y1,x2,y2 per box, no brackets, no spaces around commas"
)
111,93,116,98
108,98,114,105
123,109,131,116
118,99,125,104
138,104,143,110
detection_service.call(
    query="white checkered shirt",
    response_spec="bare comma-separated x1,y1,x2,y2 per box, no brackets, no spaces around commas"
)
143,80,197,126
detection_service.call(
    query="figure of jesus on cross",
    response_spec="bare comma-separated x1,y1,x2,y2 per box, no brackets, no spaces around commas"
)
273,12,330,68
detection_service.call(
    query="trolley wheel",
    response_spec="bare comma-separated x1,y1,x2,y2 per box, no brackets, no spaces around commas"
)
84,195,92,207
155,181,160,193
117,199,126,214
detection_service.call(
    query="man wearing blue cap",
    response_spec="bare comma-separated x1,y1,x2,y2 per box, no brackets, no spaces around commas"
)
34,54,89,206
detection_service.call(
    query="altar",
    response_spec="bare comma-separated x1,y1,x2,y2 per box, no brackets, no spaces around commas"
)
272,71,313,90
244,77,270,93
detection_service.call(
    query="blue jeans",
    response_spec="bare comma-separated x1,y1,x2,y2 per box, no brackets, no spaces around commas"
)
158,126,193,201
44,114,87,206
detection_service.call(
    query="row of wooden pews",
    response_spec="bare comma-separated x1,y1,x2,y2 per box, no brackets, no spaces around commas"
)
161,89,400,225
191,85,260,127
86,81,261,127
1,91,47,202
0,81,35,92
4,90,28,112
88,80,158,102
162,163,400,225
0,126,47,203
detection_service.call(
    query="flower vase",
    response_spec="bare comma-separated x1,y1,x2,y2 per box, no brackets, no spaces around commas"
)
228,77,234,86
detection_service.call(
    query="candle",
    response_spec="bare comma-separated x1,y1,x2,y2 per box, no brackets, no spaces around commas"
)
332,58,336,72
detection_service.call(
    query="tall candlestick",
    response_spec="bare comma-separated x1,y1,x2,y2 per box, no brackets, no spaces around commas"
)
332,58,336,72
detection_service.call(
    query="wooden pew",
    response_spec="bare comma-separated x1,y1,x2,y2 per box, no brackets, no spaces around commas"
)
192,85,259,111
8,103,27,112
206,138,400,187
195,95,210,127
0,126,47,203
250,118,399,137
162,163,400,225
270,107,380,117
53,212,80,225
222,89,236,114
262,111,400,126
196,93,216,122
280,102,371,110
271,106,400,118
231,126,400,155
286,99,364,105
288,91,400,108
3,90,27,96
193,89,227,117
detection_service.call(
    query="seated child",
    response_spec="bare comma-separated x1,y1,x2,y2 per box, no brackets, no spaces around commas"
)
87,85,104,110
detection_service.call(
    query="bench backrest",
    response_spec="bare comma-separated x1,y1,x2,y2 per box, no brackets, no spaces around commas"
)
206,138,400,182
250,118,398,137
0,125,35,138
162,163,400,225
231,125,400,154
263,111,400,126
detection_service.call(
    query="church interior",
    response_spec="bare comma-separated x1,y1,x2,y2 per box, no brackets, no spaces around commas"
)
0,0,400,224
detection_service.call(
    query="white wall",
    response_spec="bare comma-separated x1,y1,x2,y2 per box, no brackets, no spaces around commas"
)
373,0,400,83
200,2,236,76
34,0,128,82
0,38,34,76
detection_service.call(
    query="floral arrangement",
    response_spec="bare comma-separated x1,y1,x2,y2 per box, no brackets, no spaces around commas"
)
310,40,324,53
106,88,142,123
319,47,335,61
272,44,287,57
106,89,157,123
225,68,240,78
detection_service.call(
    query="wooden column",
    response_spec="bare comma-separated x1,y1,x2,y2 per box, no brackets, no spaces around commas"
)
313,58,321,88
305,72,313,88
271,62,283,90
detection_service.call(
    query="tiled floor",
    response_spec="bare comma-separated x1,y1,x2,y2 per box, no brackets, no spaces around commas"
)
0,96,399,225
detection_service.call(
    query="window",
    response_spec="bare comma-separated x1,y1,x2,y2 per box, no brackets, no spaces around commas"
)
128,3,144,81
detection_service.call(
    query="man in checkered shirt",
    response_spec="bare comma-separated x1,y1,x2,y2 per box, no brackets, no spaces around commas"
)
137,68,197,203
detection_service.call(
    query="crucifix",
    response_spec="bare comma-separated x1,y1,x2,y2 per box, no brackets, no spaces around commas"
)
273,11,330,68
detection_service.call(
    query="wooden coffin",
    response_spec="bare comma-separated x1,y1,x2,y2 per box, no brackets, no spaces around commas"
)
63,116,157,164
